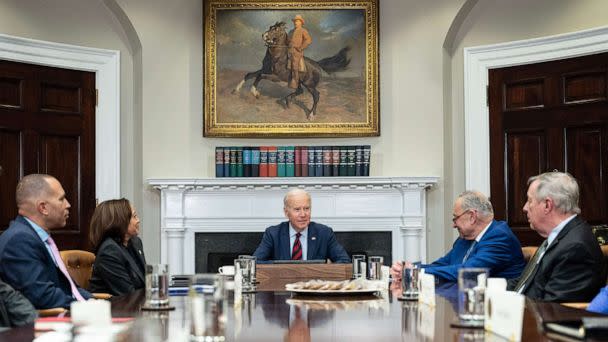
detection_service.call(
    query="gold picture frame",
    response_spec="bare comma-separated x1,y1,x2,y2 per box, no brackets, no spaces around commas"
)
203,0,379,137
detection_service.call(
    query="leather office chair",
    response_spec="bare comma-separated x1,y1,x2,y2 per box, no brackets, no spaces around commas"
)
36,250,112,317
60,250,112,300
561,244,608,310
60,250,95,289
521,246,539,263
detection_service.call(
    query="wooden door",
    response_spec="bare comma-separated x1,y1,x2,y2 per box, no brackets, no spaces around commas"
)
489,52,608,246
0,60,96,250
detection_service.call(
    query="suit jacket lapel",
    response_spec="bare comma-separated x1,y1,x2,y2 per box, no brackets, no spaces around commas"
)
307,223,318,260
521,217,579,293
280,223,291,260
132,237,147,271
117,241,145,283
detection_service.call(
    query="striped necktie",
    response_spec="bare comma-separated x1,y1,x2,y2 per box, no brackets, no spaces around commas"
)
292,233,302,260
514,240,548,293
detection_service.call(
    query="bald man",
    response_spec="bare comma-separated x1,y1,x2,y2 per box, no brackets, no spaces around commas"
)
0,174,92,309
253,188,350,263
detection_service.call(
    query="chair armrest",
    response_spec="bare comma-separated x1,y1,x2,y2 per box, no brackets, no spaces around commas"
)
37,307,67,317
561,302,589,309
92,293,112,300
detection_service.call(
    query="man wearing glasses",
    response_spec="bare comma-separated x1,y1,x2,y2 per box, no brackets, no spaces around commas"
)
390,191,525,282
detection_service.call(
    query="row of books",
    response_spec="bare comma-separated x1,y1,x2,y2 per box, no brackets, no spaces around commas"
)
215,146,371,177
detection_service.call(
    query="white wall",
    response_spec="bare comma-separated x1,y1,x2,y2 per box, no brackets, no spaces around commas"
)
3,0,608,264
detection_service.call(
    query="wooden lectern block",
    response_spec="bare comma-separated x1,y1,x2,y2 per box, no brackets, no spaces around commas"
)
256,263,353,291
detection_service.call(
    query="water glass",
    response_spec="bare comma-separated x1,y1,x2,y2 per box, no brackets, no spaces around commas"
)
401,265,419,299
368,256,384,280
351,254,366,279
145,264,169,308
458,268,488,323
188,274,226,341
235,255,256,292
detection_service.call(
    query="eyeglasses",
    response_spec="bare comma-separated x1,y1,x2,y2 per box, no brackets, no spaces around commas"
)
452,210,471,223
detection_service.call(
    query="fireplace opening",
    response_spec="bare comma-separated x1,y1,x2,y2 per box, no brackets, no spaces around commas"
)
195,231,392,273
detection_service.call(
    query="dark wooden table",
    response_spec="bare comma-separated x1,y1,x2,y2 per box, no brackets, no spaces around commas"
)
2,284,604,341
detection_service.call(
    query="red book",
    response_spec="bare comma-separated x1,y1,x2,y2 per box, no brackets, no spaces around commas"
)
267,146,278,177
301,146,308,177
259,146,269,177
295,146,302,177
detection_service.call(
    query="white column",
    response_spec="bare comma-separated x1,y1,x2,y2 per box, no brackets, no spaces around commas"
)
166,228,186,274
400,226,424,262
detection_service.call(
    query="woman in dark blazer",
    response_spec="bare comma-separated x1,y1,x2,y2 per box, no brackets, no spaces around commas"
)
88,198,147,296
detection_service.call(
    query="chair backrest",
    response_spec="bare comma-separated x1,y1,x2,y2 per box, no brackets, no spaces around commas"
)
59,250,95,289
521,246,539,263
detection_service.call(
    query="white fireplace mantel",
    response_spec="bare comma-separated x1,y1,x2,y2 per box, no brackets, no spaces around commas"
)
148,177,438,274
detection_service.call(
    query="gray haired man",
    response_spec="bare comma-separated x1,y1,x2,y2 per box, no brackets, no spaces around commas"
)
391,191,525,282
508,172,606,302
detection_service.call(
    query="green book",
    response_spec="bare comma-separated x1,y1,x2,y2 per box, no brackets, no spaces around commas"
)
229,147,237,177
346,146,356,176
285,146,295,177
277,146,286,177
338,146,348,176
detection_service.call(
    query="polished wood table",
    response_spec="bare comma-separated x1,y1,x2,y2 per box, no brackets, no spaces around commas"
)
2,284,604,341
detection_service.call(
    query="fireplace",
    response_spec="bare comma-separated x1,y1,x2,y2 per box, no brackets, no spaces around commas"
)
195,231,393,273
149,177,437,274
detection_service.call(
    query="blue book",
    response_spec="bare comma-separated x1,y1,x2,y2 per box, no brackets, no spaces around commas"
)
215,147,224,177
308,147,315,177
355,145,364,176
251,147,260,177
363,145,371,176
243,147,252,177
277,147,286,177
314,146,323,177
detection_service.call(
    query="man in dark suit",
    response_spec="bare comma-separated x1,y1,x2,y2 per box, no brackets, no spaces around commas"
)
508,172,606,302
0,174,92,309
390,191,525,282
253,189,350,263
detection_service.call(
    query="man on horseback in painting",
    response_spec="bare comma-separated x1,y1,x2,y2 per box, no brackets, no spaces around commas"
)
288,15,312,89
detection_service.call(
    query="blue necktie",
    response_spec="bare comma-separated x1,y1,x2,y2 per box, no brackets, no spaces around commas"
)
462,240,477,263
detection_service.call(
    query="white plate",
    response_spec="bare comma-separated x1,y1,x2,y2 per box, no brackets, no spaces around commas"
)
286,288,379,295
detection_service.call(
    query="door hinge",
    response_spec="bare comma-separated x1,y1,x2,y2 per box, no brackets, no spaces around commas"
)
95,89,99,106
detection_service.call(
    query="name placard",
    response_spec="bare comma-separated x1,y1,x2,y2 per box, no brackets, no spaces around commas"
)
485,290,525,341
418,273,435,307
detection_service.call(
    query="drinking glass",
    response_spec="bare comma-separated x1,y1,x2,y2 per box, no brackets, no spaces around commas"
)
235,255,256,292
145,264,169,308
457,268,488,324
351,254,366,279
188,274,226,341
368,256,384,280
401,265,419,299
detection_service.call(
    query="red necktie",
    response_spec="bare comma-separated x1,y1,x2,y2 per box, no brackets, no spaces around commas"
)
292,233,302,260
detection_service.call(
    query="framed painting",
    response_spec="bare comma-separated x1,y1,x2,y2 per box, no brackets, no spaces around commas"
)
203,0,379,137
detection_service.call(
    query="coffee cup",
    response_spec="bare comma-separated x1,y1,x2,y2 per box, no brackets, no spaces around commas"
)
218,265,235,276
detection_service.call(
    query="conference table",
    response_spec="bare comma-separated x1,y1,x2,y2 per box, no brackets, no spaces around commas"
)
0,264,604,341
